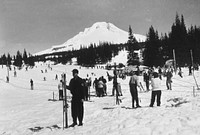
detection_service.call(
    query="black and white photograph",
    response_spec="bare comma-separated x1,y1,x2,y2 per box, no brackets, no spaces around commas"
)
1,0,200,134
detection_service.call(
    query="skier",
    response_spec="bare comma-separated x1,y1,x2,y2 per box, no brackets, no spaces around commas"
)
83,79,89,101
55,74,58,80
149,72,162,107
143,70,150,91
112,70,118,96
189,65,192,76
14,70,17,77
6,76,9,83
101,76,107,96
68,69,85,127
58,80,63,100
158,66,162,80
30,79,33,90
93,78,99,96
178,67,183,78
166,69,173,90
85,76,92,99
97,77,104,97
129,71,141,108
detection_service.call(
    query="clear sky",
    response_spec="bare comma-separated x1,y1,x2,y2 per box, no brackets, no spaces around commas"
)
0,0,200,55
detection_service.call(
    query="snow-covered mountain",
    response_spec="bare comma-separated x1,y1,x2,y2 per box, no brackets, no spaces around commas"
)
34,22,146,56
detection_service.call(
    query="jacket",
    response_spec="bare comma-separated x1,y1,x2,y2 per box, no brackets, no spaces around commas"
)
69,76,84,101
129,75,139,86
151,78,162,91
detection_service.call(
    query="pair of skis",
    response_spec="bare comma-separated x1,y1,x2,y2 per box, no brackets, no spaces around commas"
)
138,82,145,92
62,73,68,129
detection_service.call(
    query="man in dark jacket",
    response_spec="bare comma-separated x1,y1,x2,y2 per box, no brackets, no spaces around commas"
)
68,69,84,127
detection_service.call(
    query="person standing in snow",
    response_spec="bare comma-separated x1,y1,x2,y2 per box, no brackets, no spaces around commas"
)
68,69,85,127
158,66,162,80
149,72,162,107
55,74,58,80
30,79,33,90
178,67,183,78
101,76,107,96
129,71,141,108
97,77,104,97
143,70,150,91
112,70,119,96
14,70,17,77
58,80,63,100
166,69,173,90
189,65,192,76
93,78,99,96
83,79,89,101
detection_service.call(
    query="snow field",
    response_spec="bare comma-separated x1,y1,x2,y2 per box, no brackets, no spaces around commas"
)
1,64,200,135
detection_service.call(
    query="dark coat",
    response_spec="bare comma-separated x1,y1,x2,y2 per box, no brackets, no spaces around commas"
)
166,71,173,81
143,72,150,82
69,76,84,101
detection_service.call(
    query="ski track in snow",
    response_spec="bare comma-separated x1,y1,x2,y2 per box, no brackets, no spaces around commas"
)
0,63,200,135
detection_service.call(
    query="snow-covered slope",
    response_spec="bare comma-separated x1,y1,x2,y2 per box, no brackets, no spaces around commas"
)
34,22,146,56
1,64,200,135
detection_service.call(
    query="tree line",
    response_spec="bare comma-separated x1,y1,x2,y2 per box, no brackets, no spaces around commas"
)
33,42,125,66
0,49,35,67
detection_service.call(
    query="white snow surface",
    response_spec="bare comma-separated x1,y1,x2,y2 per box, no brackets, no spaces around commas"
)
1,62,200,135
34,22,146,56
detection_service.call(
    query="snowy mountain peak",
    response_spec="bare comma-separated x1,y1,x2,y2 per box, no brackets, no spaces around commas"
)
89,22,126,33
34,22,146,56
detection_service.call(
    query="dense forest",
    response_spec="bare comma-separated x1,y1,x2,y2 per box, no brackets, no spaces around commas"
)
1,13,200,68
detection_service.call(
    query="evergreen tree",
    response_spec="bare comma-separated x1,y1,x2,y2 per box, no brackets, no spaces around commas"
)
7,53,12,65
169,13,189,66
23,49,28,64
1,54,7,65
127,25,139,65
143,26,162,67
14,51,23,67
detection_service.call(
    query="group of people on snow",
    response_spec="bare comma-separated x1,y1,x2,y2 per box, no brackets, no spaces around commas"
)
93,76,107,97
129,66,174,109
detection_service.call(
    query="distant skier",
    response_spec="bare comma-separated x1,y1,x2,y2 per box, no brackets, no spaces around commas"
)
30,79,34,90
6,76,9,83
189,65,192,76
14,70,17,77
85,77,91,100
143,70,150,91
58,80,63,100
166,69,173,90
101,76,107,96
178,67,183,78
93,78,99,96
55,74,58,80
112,70,118,96
97,78,104,97
158,66,162,80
